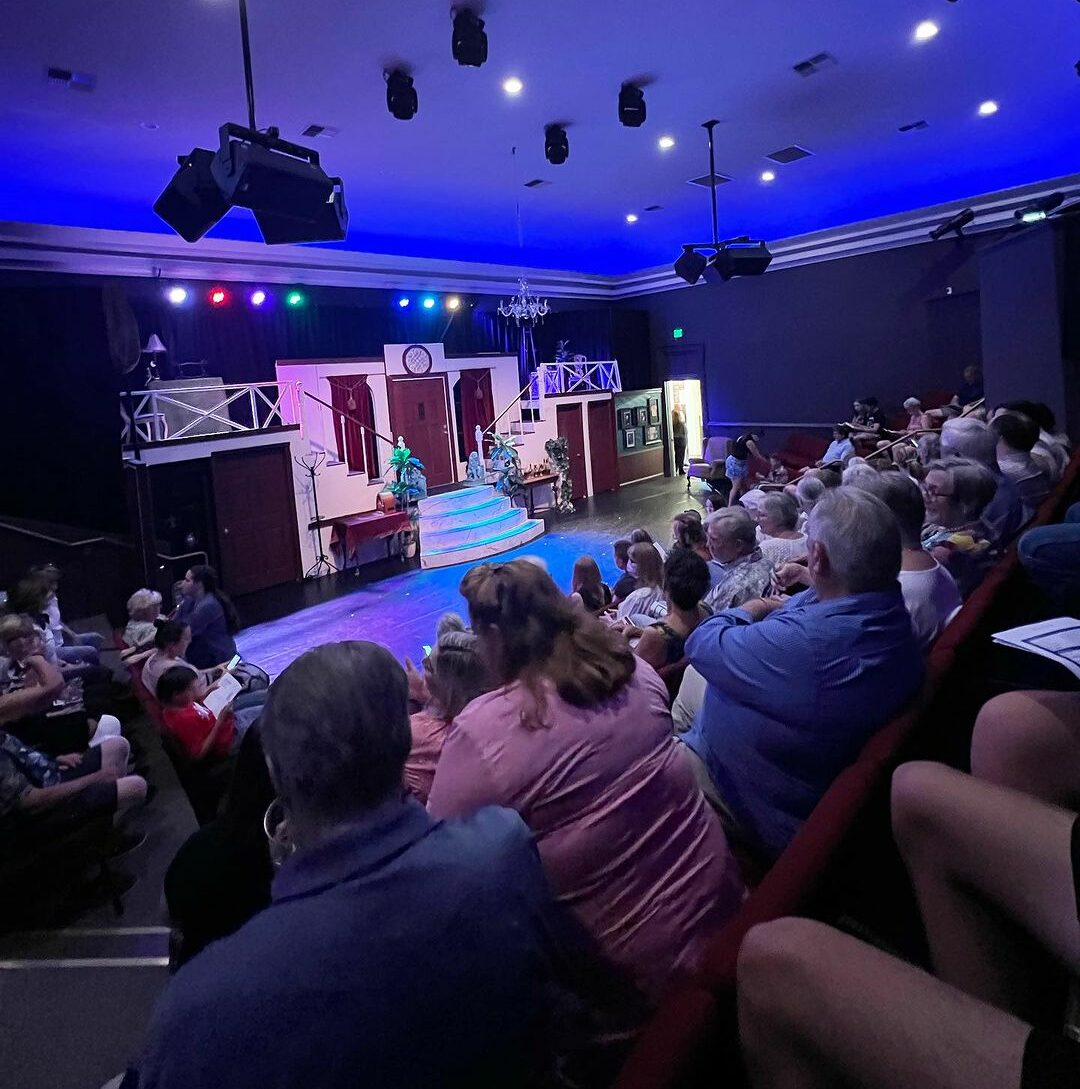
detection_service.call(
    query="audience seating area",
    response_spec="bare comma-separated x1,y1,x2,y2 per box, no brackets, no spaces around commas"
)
613,448,1080,1089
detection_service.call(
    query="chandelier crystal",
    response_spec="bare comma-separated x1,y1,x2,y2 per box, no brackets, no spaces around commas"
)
497,279,550,325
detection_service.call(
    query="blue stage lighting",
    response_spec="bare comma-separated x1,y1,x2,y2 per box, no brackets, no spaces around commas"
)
422,296,437,310
397,296,410,308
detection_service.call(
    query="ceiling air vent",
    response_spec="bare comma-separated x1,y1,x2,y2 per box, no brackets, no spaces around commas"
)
766,145,813,165
792,52,837,77
524,178,551,188
301,124,339,138
687,172,732,189
898,120,929,132
46,66,96,91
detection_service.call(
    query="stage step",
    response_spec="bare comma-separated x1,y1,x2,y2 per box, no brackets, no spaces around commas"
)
420,515,546,570
422,496,513,534
421,506,527,550
417,485,495,518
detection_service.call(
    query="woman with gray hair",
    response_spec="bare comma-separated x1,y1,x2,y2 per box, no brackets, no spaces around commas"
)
921,457,1000,596
756,492,808,567
123,587,165,650
404,621,490,804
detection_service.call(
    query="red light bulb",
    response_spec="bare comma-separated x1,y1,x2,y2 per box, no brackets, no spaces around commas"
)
209,287,228,306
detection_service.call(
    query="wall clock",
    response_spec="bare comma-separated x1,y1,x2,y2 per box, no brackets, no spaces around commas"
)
402,344,433,375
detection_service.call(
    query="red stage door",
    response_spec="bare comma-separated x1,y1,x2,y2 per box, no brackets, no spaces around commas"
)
556,404,588,500
587,400,619,495
388,377,454,487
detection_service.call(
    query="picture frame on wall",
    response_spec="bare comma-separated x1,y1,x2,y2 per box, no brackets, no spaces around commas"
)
647,397,660,424
635,407,648,427
644,424,661,444
623,428,637,449
618,408,634,430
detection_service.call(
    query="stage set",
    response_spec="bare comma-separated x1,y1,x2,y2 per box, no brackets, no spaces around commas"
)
122,341,705,674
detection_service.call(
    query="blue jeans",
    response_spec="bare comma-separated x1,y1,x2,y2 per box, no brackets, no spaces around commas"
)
57,643,101,670
1018,502,1080,592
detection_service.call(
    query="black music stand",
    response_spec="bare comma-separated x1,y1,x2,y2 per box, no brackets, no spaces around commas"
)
296,451,337,578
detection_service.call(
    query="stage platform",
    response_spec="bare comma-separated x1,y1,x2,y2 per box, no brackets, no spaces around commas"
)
417,484,545,569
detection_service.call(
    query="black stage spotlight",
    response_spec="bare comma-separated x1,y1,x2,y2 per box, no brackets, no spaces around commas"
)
545,124,569,165
153,147,231,242
211,124,348,244
386,69,418,120
674,246,708,285
451,8,487,67
710,239,773,281
618,83,646,127
1014,192,1064,224
929,207,975,240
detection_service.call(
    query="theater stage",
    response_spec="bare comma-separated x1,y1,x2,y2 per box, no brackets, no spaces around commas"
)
236,476,699,678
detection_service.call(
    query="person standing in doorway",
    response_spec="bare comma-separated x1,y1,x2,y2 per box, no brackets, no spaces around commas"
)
672,407,688,477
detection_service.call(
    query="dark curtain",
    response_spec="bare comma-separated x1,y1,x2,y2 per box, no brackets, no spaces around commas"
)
458,369,496,457
327,375,375,476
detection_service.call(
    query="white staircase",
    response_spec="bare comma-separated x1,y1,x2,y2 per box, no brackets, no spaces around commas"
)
417,485,545,569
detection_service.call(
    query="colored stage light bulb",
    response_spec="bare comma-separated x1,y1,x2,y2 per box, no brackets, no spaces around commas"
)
209,287,228,306
286,291,305,307
166,286,188,305
422,296,436,309
249,289,267,307
446,296,461,310
398,296,410,308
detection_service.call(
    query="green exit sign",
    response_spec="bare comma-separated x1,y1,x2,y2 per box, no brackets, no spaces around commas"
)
673,327,684,339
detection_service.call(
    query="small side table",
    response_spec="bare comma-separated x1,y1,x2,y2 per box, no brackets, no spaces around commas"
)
521,473,558,517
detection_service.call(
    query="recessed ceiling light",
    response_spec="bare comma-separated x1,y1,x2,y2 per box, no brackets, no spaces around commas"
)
626,213,639,223
760,170,776,183
913,20,939,42
502,76,524,96
978,99,999,116
658,135,675,151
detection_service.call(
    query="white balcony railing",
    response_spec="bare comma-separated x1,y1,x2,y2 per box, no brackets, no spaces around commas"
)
538,360,622,397
121,381,299,446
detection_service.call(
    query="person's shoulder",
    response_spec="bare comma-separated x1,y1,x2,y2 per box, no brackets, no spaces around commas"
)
431,805,537,876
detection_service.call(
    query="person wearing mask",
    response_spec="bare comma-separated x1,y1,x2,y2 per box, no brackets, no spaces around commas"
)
175,565,239,670
990,412,1053,517
137,640,582,1089
726,430,764,507
681,488,923,861
702,508,775,612
428,561,744,1003
850,473,962,648
616,542,667,625
610,539,637,605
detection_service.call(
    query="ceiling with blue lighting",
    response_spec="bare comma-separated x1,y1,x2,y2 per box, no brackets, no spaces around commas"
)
1,0,1077,274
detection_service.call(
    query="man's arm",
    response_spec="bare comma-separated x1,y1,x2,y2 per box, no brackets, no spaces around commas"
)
18,772,111,813
0,656,65,725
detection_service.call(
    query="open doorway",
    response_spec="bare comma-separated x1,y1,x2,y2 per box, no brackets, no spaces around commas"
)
663,378,704,475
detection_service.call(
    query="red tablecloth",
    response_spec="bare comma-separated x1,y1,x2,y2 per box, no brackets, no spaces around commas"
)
327,510,410,557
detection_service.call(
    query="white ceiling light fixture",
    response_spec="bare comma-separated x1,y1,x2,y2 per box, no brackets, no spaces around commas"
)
978,99,999,116
658,135,675,151
913,20,939,43
502,76,524,96
760,170,776,183
626,213,639,223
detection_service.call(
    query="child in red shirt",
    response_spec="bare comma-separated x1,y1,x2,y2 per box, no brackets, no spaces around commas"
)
157,666,237,761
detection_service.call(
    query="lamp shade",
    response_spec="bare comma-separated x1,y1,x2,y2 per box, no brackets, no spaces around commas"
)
144,334,167,354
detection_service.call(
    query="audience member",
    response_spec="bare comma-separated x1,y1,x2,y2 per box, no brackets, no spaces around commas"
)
616,542,667,624
999,400,1068,479
164,726,275,966
765,455,790,485
902,396,928,432
726,429,764,507
848,397,885,443
141,621,217,700
755,493,808,567
702,508,775,612
1017,500,1080,598
632,548,712,672
137,640,574,1089
841,457,877,487
157,666,254,763
428,560,745,1002
630,525,666,561
794,475,827,524
819,424,854,467
30,562,106,665
954,363,984,406
568,555,612,615
939,416,1025,546
850,472,962,648
610,538,637,604
123,589,164,651
680,488,922,860
671,511,721,587
405,624,488,804
7,576,104,681
991,411,1052,515
175,565,239,670
920,457,999,596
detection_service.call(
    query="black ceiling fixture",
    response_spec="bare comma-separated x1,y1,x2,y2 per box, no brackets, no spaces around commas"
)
672,120,773,284
386,69,418,120
451,8,488,66
545,124,569,165
1014,192,1065,224
928,208,975,240
618,83,646,127
153,0,347,245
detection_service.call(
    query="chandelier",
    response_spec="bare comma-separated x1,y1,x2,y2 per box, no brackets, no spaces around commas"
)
497,279,550,325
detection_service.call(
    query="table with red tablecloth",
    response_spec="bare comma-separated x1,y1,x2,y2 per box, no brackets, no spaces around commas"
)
316,510,411,568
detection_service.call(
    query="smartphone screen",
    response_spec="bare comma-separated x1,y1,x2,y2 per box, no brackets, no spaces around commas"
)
421,644,432,659
226,654,242,671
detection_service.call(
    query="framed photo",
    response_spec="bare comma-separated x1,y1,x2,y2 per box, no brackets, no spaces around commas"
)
623,428,637,449
647,397,660,423
635,406,648,427
644,424,661,444
618,408,634,430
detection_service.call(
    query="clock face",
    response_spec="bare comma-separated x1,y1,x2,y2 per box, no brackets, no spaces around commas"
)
402,344,433,375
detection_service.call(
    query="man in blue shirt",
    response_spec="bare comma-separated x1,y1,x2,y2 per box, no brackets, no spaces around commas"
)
681,488,923,860
819,424,855,467
135,641,582,1089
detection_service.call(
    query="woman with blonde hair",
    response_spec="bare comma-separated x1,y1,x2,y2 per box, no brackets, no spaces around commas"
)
568,555,612,615
428,559,743,1003
616,541,666,624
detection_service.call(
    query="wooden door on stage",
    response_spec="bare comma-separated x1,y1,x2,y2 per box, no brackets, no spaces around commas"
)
556,404,588,500
211,443,301,595
388,377,454,487
587,399,619,495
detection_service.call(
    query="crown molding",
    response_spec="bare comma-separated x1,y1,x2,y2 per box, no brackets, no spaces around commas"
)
1,172,1077,301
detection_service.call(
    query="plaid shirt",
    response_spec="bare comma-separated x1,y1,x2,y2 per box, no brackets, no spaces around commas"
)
704,549,775,612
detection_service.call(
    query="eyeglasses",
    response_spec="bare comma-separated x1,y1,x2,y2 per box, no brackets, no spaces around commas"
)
921,483,954,499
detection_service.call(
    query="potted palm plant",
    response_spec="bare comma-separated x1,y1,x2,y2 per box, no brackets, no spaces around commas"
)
386,438,426,559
